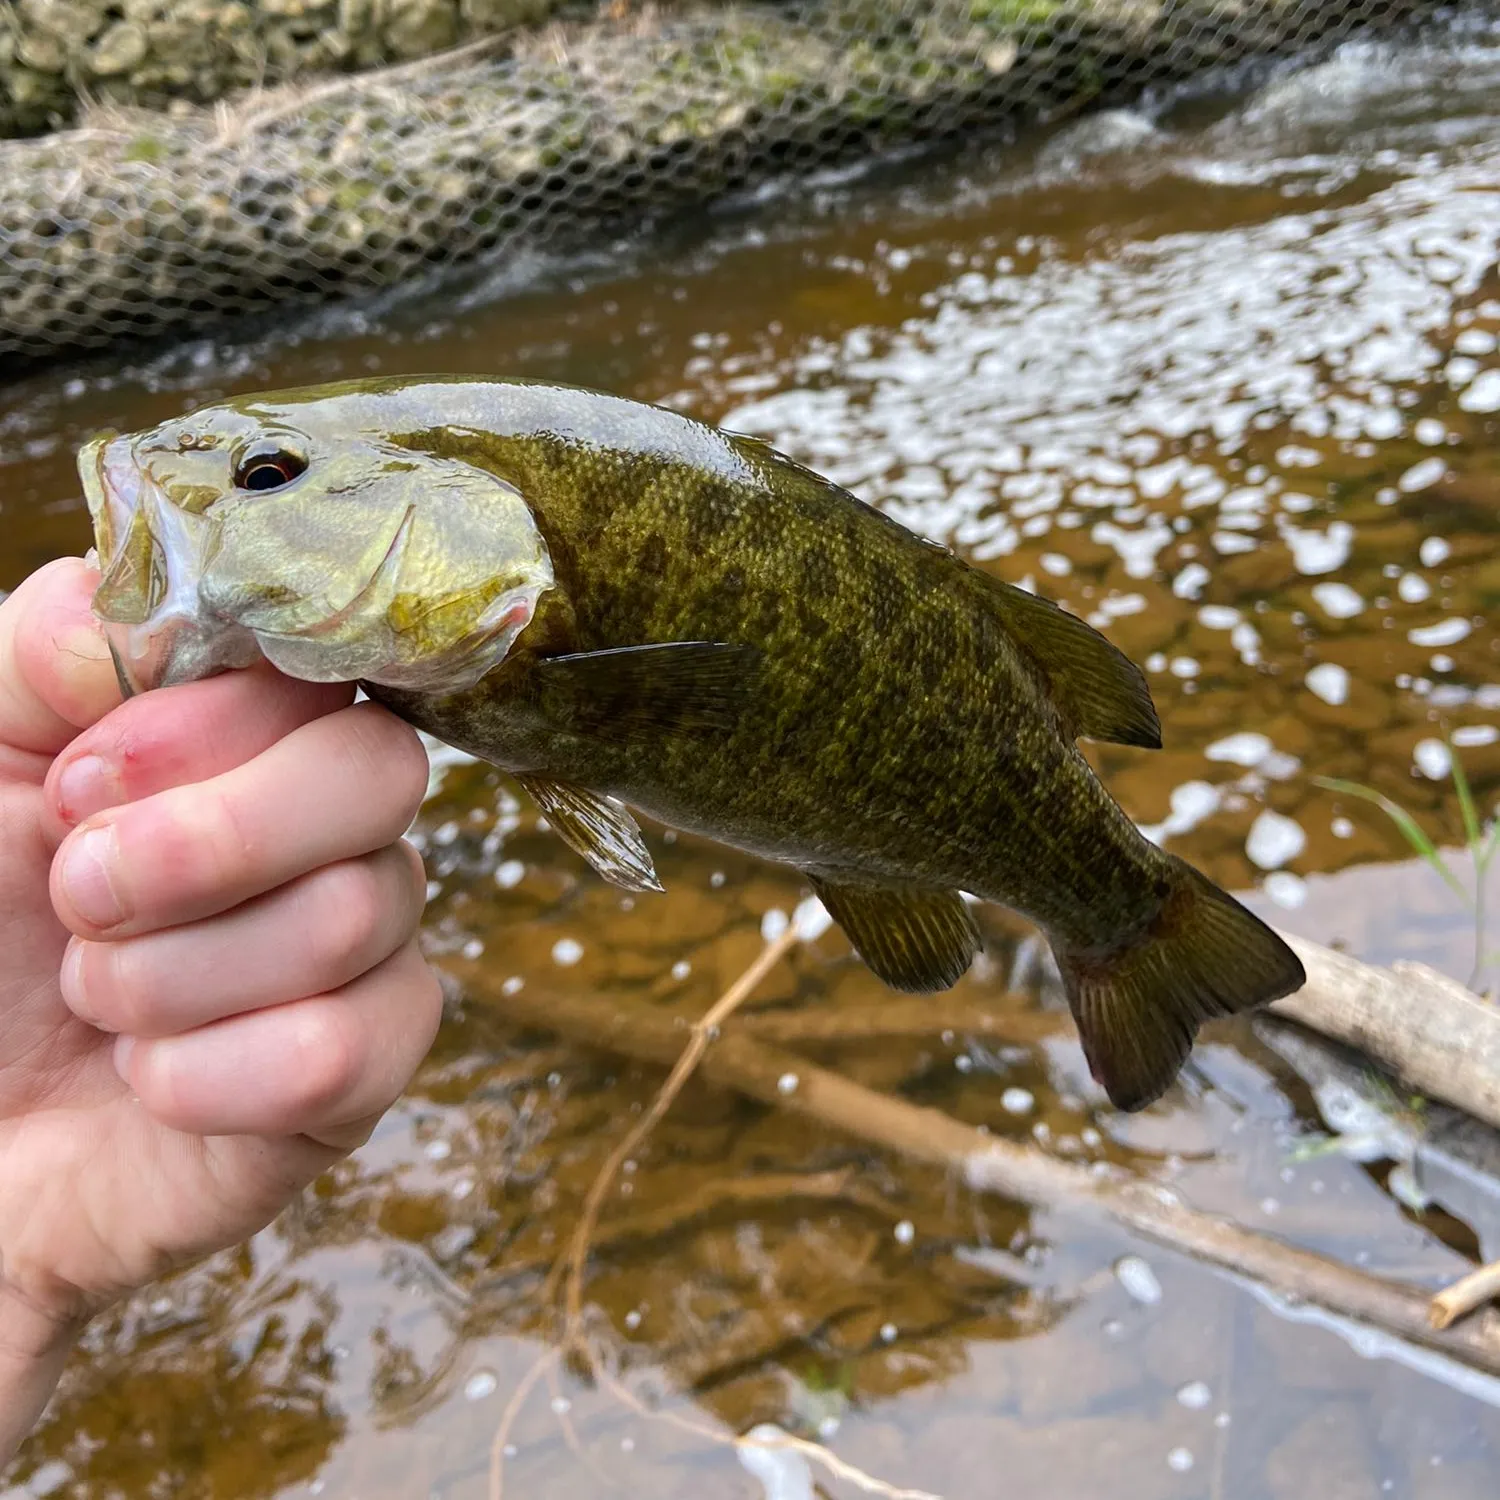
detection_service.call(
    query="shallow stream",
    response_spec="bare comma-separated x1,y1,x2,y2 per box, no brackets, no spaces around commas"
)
4,16,1500,1498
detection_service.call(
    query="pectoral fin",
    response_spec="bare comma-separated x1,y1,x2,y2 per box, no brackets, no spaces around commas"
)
534,641,758,741
808,876,980,992
515,775,664,893
980,577,1161,749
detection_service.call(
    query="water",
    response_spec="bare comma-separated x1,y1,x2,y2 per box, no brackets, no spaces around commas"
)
5,17,1500,1499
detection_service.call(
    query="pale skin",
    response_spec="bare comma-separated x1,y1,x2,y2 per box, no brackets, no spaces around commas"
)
0,557,443,1463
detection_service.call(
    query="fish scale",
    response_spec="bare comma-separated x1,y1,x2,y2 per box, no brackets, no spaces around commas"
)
78,375,1305,1110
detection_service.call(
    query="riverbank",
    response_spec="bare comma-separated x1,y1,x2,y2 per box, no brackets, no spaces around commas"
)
0,0,1463,359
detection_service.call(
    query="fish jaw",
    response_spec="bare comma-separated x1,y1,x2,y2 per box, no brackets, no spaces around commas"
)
79,433,262,693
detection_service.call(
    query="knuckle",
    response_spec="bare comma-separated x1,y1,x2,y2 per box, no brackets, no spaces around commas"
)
287,1004,365,1119
132,785,255,910
305,860,388,979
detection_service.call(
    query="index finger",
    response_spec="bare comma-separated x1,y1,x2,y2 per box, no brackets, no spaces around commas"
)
0,557,121,757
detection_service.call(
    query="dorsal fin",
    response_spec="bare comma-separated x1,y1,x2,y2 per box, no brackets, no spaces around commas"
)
980,577,1161,749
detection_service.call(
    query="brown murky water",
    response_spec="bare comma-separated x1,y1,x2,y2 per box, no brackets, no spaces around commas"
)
5,18,1500,1500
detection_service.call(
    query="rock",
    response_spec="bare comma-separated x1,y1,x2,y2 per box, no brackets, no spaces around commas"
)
383,0,458,58
460,0,553,31
17,27,72,72
87,20,150,76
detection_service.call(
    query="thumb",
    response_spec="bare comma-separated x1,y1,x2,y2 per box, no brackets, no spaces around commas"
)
0,558,122,757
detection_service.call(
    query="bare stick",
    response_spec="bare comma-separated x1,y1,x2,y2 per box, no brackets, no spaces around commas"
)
1273,935,1500,1132
1431,1260,1500,1331
473,975,1500,1376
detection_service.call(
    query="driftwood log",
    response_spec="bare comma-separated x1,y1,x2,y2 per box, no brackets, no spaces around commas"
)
1274,936,1500,1134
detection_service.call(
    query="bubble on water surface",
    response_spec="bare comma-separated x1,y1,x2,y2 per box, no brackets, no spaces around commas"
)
1002,1087,1035,1115
1400,457,1449,493
495,859,526,888
1176,1381,1212,1409
1306,663,1350,705
1398,573,1431,603
1459,368,1500,411
1312,582,1365,619
1205,732,1271,767
552,938,584,966
1413,739,1452,780
1409,618,1470,647
1283,521,1353,575
1167,1448,1195,1473
1420,537,1451,566
1247,810,1306,870
1115,1256,1162,1305
1453,724,1499,747
464,1370,498,1401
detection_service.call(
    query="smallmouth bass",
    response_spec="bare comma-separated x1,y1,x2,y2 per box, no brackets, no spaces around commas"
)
77,377,1305,1110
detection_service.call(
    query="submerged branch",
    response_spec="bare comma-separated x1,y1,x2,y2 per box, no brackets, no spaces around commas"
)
736,998,1065,1045
473,964,1500,1379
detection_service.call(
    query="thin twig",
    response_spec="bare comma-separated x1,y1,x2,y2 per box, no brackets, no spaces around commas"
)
489,1347,556,1500
1430,1260,1500,1331
598,1368,944,1500
557,924,802,1341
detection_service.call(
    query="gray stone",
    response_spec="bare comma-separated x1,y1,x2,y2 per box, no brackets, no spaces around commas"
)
87,19,150,76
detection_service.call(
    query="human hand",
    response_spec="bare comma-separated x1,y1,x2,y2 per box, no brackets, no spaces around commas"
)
0,558,442,1455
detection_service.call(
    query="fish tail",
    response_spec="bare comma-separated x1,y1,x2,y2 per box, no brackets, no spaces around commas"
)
1055,858,1305,1112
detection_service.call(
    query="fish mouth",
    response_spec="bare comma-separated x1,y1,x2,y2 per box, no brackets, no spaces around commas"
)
77,435,262,693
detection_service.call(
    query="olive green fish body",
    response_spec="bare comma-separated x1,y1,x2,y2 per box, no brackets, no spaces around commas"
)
358,391,1151,948
79,377,1306,1110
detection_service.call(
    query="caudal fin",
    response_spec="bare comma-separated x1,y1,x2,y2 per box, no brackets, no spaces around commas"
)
1055,860,1305,1112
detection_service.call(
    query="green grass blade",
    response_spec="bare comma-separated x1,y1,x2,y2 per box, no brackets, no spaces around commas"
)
1314,775,1469,901
1448,743,1482,854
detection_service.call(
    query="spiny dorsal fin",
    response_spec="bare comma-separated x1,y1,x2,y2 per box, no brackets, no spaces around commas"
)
980,577,1161,749
515,774,663,894
807,875,980,993
534,641,758,741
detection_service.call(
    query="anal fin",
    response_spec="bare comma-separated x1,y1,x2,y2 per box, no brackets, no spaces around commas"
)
807,875,980,992
516,775,663,894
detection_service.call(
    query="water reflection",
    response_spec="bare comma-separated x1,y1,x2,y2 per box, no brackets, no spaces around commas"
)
4,17,1500,1500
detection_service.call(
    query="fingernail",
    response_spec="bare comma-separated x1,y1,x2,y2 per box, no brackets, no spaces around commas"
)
60,825,126,929
112,1034,135,1083
56,754,120,825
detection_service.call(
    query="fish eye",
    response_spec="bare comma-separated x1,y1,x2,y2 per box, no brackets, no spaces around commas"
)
233,443,308,493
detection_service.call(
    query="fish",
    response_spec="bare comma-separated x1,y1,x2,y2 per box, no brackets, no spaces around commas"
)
77,376,1306,1111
